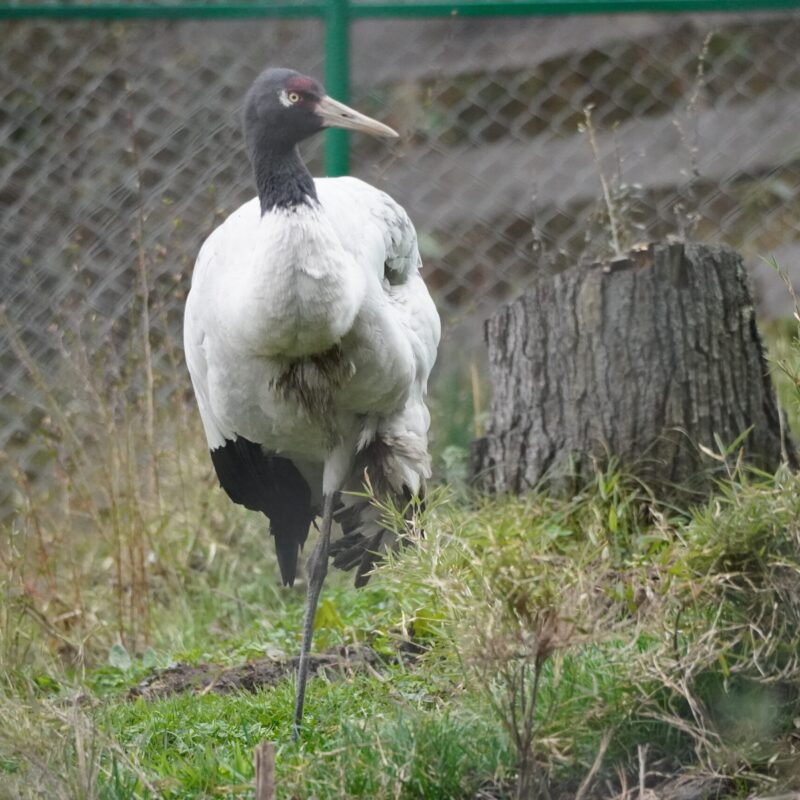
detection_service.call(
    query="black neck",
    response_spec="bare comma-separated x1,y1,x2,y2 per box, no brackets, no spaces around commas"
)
252,144,318,215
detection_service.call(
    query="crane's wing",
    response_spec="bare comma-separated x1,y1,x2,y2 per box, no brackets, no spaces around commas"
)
315,176,421,285
184,221,314,586
316,178,441,585
331,280,439,586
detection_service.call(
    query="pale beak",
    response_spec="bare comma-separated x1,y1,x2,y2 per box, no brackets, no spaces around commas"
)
316,95,398,138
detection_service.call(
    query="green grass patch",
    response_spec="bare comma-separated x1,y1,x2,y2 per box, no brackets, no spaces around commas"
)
99,671,514,799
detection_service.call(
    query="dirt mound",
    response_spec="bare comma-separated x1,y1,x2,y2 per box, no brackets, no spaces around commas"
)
127,644,384,701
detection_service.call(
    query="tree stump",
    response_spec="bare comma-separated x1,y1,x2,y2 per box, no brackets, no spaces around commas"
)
470,242,793,496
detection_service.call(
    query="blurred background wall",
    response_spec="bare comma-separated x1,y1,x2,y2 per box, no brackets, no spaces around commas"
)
3,6,800,499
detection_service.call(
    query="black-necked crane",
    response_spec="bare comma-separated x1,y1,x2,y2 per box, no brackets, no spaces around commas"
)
183,67,440,736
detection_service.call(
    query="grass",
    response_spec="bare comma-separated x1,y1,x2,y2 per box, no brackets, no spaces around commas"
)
100,679,514,799
2,293,800,797
3,465,800,798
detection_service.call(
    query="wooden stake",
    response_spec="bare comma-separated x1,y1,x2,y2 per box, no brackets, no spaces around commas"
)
254,740,276,800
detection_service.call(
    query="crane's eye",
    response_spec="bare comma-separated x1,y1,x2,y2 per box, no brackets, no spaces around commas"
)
287,91,301,104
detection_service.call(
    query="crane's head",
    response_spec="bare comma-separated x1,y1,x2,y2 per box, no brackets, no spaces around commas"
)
243,67,397,154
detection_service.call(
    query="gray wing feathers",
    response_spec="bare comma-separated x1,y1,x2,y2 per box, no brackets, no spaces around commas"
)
322,179,439,586
374,196,420,285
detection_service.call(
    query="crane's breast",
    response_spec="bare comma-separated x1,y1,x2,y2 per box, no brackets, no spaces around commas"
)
211,206,367,359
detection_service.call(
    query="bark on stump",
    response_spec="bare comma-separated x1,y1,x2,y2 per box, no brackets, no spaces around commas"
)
470,242,792,496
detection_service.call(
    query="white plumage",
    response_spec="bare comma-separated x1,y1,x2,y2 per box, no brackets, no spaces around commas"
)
185,178,439,484
182,67,439,734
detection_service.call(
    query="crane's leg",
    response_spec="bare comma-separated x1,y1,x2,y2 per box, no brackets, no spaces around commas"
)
293,491,335,739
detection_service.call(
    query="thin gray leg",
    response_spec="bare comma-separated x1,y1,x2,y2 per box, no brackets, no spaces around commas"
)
293,492,335,740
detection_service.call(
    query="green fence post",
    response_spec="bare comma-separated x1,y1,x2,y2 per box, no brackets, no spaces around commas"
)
324,0,350,176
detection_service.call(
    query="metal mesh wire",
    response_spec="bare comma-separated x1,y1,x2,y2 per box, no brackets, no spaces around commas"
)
3,11,800,492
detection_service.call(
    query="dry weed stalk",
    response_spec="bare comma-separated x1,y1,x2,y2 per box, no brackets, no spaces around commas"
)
0,696,161,800
451,540,626,800
1,264,208,662
580,105,622,259
629,485,800,793
6,321,160,654
0,105,221,663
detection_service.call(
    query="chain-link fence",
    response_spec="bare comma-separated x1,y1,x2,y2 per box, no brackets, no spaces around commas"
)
4,7,800,499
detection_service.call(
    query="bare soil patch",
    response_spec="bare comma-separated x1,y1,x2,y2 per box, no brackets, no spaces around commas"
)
127,644,385,701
